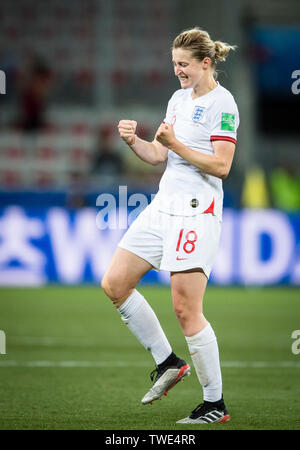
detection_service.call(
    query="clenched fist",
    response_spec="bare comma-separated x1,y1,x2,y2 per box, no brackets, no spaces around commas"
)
118,120,137,146
155,122,176,149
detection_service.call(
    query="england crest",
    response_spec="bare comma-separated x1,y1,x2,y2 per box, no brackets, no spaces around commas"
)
192,106,205,123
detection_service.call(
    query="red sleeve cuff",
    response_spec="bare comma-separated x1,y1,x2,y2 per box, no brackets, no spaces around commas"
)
210,135,237,144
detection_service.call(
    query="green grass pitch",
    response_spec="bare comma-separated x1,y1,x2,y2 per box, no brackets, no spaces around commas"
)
0,285,299,430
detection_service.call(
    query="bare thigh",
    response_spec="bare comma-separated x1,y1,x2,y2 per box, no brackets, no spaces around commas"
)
170,269,208,336
101,247,153,307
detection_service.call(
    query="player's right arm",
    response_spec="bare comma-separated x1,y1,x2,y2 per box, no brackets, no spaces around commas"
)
118,120,168,166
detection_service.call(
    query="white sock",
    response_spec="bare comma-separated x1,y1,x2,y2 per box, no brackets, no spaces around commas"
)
118,289,172,365
185,322,222,402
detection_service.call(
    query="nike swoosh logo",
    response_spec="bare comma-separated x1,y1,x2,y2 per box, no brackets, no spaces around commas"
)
176,256,188,261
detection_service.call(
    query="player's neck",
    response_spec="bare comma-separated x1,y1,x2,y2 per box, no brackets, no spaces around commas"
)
191,77,218,100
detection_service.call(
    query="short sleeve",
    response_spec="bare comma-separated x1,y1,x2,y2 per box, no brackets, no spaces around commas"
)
210,95,239,145
164,90,181,124
163,99,173,124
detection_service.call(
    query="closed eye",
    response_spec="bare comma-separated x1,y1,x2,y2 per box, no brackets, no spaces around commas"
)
172,61,188,68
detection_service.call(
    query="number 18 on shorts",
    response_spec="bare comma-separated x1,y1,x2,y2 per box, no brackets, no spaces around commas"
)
119,206,221,279
160,213,221,278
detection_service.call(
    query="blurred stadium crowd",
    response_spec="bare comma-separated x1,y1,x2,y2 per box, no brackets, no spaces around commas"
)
0,0,299,210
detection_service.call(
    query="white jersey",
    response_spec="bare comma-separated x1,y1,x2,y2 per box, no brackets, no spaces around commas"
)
151,82,239,220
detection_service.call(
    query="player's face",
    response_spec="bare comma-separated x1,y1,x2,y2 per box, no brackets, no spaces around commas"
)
172,48,207,89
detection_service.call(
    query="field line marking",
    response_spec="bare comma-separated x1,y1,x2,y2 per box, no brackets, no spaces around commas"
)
0,360,299,368
8,336,102,346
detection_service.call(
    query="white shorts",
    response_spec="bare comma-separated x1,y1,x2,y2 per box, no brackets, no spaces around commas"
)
118,202,221,279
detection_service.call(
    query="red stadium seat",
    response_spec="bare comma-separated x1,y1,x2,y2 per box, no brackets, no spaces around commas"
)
2,171,23,187
69,147,89,164
35,171,55,188
5,146,25,160
70,123,90,135
36,146,57,161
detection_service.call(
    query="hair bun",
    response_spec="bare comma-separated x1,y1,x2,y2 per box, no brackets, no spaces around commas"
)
214,40,236,62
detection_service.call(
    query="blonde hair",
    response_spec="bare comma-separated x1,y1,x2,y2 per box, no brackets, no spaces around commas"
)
172,27,236,76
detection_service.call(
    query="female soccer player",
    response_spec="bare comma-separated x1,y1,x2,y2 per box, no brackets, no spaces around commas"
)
102,28,239,424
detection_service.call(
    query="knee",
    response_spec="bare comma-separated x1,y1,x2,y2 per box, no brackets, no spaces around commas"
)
172,291,190,325
101,274,110,297
101,272,131,303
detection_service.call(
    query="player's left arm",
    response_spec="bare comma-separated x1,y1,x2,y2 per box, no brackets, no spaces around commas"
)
156,122,235,179
173,138,235,179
